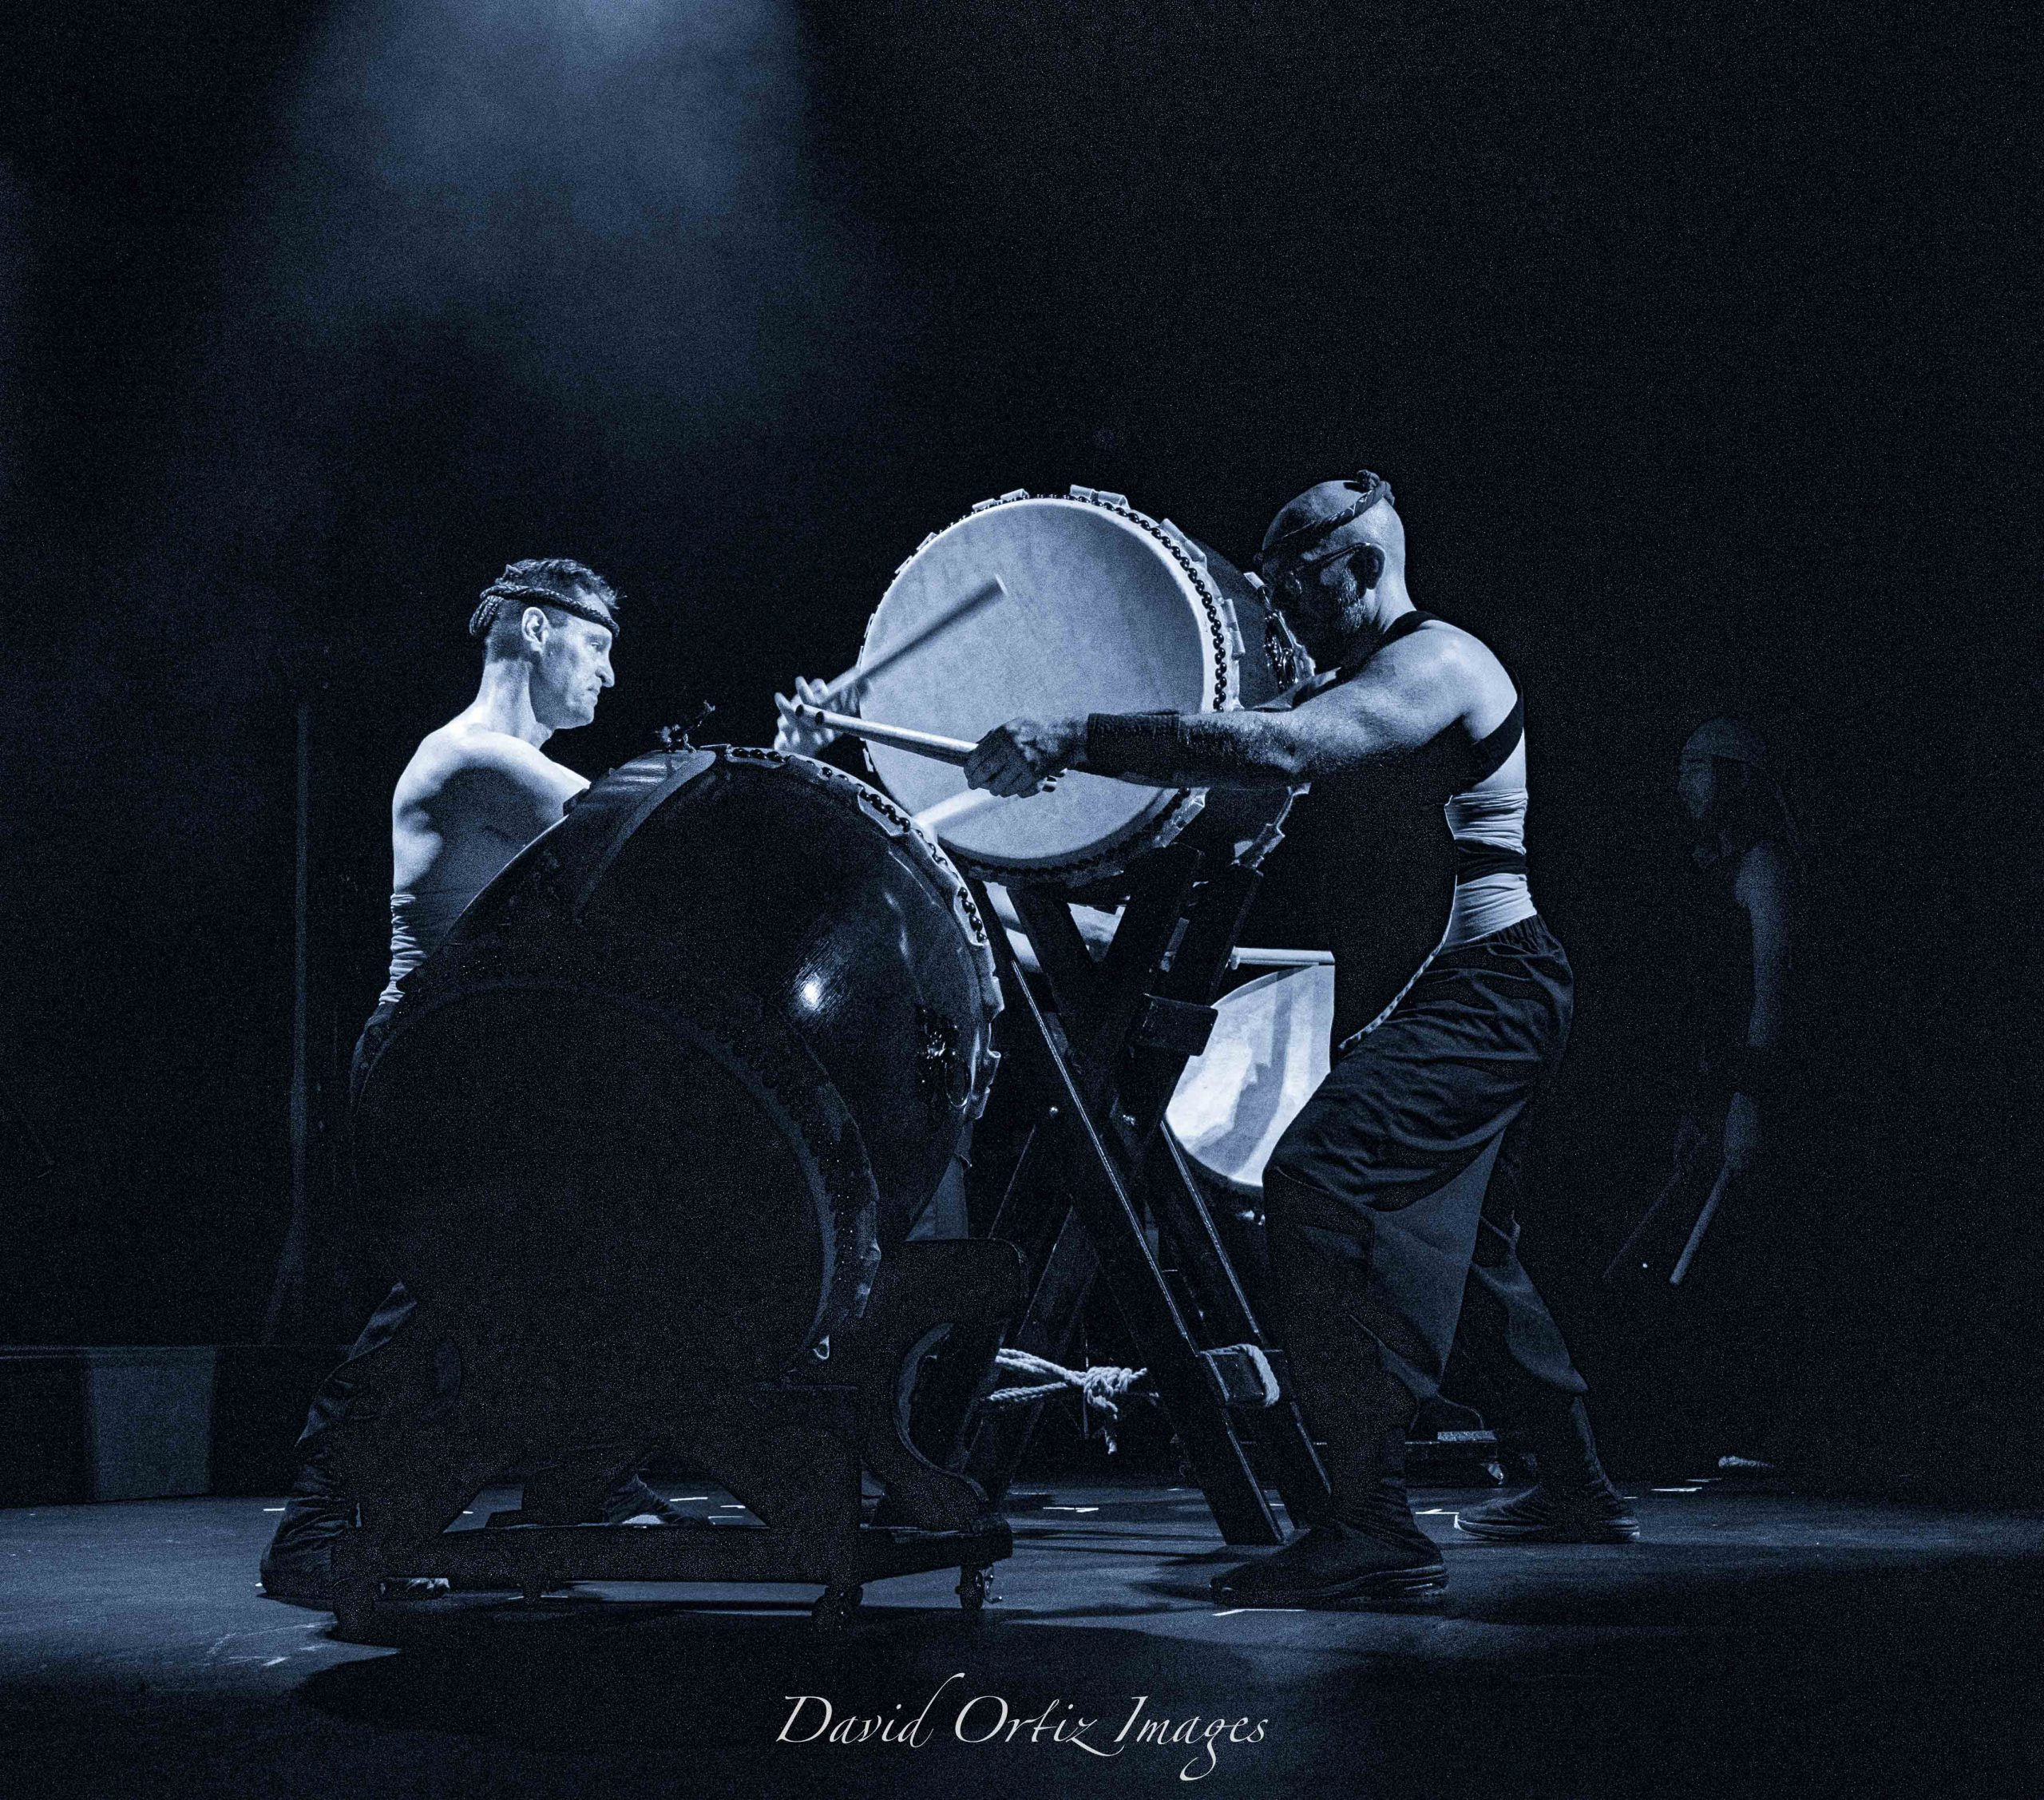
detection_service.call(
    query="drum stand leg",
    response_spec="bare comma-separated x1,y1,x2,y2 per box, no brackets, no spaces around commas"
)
947,848,1329,1547
319,1259,1024,1627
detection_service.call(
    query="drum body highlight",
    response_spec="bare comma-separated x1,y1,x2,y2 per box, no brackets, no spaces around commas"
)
352,747,1002,1386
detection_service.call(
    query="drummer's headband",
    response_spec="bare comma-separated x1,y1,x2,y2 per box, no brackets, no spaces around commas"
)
468,582,622,641
1258,470,1396,567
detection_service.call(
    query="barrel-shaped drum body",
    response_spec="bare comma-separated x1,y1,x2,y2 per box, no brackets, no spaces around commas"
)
858,490,1303,888
352,747,1002,1385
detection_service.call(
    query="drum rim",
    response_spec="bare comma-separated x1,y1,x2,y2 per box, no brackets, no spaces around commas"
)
858,489,1238,889
446,743,1006,1119
717,744,1006,1114
862,490,1239,712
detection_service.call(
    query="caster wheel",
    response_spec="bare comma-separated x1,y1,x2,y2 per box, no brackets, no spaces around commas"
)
957,1567,992,1612
331,1581,378,1641
810,1588,858,1635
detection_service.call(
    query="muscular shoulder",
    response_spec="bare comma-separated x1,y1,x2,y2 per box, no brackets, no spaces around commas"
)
1406,617,1511,689
421,720,580,786
399,720,585,826
1357,617,1515,731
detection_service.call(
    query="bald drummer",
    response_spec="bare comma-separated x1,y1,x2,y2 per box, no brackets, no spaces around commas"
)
964,472,1634,1608
261,558,686,1611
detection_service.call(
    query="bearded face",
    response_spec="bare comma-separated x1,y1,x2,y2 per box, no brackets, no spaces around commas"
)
1262,542,1378,663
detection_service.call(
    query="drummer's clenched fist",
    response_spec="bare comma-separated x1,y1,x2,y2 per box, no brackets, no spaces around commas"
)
966,716,1085,797
772,676,838,757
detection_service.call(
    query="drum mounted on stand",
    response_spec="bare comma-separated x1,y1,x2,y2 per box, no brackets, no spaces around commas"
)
354,745,1004,1381
852,487,1305,890
332,747,1021,1633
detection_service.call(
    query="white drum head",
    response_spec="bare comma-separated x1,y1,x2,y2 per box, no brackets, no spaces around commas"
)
1166,963,1335,1195
858,495,1225,881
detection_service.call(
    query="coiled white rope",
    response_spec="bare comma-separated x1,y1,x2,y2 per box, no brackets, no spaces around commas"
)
983,1347,1147,1419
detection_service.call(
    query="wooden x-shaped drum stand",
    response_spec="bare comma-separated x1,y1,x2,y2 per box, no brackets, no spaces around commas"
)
933,838,1331,1545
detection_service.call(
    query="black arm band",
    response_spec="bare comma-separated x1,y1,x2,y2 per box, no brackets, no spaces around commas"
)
1731,1046,1787,1104
1082,712,1191,779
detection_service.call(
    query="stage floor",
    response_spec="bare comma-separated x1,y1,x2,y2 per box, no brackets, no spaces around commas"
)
2,1476,2039,1799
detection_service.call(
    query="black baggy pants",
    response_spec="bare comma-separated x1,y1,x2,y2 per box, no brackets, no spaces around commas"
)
264,1005,442,1581
1262,914,1589,1513
267,999,675,1583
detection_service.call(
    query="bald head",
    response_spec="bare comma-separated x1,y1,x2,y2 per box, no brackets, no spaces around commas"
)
1258,472,1405,585
1254,471,1408,664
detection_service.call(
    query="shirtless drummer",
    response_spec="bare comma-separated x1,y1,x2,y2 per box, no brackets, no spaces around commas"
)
372,560,618,1054
961,472,1635,1608
260,557,681,1608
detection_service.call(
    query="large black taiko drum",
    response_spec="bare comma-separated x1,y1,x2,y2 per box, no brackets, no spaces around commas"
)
351,745,1003,1386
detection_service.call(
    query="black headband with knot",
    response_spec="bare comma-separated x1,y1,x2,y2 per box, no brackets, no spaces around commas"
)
1260,469,1396,565
468,583,621,640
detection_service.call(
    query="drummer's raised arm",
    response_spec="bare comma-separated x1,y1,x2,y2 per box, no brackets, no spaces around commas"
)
966,635,1468,797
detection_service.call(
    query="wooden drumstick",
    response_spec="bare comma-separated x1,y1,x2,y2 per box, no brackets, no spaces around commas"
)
1228,947,1336,969
1669,1166,1733,1287
1602,1168,1690,1285
818,578,1008,706
915,787,1012,832
779,699,978,766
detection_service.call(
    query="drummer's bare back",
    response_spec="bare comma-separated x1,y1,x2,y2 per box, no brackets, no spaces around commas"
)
391,720,589,899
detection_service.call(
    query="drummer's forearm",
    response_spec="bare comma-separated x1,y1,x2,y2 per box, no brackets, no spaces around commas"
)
1079,710,1325,788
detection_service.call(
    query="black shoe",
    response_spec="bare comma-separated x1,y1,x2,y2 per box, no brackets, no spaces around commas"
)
260,1493,458,1608
260,1493,359,1609
259,1556,450,1611
1455,1482,1640,1544
1211,1524,1448,1608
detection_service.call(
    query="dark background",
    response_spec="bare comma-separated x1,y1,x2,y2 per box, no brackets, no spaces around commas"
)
0,2,2032,1485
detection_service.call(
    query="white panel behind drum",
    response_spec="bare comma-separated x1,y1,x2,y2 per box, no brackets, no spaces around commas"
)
860,497,1221,874
1166,964,1336,1195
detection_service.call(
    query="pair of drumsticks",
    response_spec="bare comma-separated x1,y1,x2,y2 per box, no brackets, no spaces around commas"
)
776,578,999,763
774,577,1064,831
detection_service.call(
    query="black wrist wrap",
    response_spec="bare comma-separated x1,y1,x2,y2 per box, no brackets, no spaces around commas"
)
1083,712,1189,779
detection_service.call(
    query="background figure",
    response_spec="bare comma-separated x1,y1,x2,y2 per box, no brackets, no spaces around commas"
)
1662,716,1809,1471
